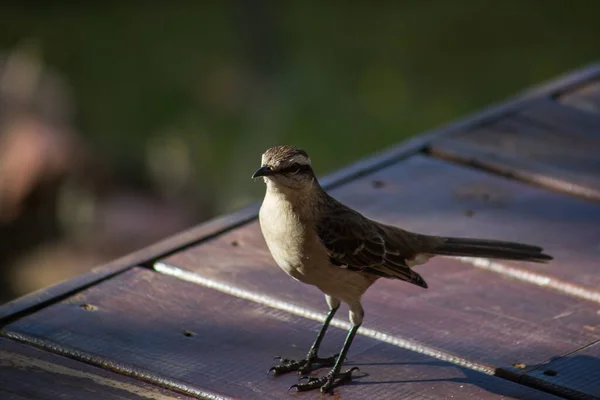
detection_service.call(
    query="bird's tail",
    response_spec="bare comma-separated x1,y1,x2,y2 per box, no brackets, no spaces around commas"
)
431,236,553,263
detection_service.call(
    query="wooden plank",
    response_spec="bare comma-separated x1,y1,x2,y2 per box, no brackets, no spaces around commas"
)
559,80,600,114
0,203,259,324
523,340,600,400
429,136,600,203
518,98,600,139
0,336,196,400
431,117,600,201
1,267,560,400
2,63,599,325
523,63,600,99
429,106,600,202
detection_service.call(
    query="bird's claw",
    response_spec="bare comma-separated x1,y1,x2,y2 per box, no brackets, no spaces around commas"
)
297,354,338,375
269,358,308,375
269,353,339,376
292,367,360,394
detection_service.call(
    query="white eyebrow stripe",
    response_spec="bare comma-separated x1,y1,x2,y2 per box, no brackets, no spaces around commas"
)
287,154,311,166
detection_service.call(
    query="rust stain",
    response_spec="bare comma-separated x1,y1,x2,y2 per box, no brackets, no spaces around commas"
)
371,180,385,189
453,183,511,205
183,329,197,337
79,303,98,312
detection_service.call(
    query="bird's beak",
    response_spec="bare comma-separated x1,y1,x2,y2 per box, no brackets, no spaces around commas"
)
252,165,274,179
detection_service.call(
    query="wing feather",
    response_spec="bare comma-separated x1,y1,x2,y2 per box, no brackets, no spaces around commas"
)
316,199,430,288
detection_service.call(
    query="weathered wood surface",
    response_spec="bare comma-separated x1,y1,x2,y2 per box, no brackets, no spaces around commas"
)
429,99,600,202
519,98,600,140
559,80,600,114
0,336,195,400
1,267,561,400
159,240,600,374
524,340,600,400
0,203,259,324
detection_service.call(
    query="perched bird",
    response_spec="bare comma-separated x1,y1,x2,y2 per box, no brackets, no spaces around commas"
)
252,145,552,394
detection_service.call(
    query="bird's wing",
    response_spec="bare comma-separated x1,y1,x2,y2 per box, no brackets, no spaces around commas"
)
316,201,430,288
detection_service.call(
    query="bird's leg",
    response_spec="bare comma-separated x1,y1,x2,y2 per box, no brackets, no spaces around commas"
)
298,303,341,373
270,297,340,376
292,323,360,394
291,303,363,394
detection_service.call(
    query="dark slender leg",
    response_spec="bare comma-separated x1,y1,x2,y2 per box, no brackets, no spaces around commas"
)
270,305,340,375
291,324,361,394
304,304,338,360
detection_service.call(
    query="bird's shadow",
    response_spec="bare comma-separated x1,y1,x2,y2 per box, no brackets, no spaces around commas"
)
307,354,600,399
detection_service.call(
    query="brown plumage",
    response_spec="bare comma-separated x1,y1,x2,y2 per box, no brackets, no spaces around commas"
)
316,189,551,289
253,145,552,394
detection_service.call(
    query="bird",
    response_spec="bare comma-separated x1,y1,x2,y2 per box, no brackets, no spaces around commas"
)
252,145,552,394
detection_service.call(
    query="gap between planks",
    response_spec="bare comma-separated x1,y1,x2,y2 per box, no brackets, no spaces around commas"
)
424,144,600,204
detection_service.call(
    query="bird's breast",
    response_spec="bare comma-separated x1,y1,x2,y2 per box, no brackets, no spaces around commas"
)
258,193,322,283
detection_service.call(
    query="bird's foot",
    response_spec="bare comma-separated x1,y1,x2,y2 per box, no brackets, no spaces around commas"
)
291,367,359,394
269,353,339,376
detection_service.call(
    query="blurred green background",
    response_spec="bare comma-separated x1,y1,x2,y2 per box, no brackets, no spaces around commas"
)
0,1,598,303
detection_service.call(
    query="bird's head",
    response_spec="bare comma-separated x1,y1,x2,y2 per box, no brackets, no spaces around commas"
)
252,145,315,190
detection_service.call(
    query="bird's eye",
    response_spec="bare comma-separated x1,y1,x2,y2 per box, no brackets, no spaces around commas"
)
286,163,301,174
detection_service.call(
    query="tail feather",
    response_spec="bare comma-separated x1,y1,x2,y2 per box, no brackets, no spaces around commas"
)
442,237,543,253
433,237,553,263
